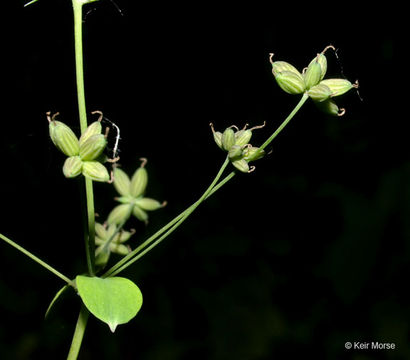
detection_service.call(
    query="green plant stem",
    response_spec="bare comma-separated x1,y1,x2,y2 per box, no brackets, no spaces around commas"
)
84,178,96,276
73,0,88,133
67,305,90,360
103,95,309,277
0,233,72,285
259,93,309,152
69,2,97,358
103,157,231,278
72,0,96,277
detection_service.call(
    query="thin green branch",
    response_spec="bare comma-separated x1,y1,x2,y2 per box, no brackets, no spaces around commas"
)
0,233,72,285
67,304,90,360
259,93,309,152
103,157,231,278
84,178,96,276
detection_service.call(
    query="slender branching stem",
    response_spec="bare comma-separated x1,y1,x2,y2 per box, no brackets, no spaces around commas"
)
0,233,73,285
259,93,309,152
103,157,231,277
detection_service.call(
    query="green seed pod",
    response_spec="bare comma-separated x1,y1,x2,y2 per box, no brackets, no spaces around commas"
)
105,223,117,240
107,203,133,225
234,129,252,147
271,60,301,77
135,198,163,211
210,124,223,149
243,146,265,162
315,99,346,116
79,134,107,161
304,56,322,90
95,222,107,240
130,166,148,198
63,156,83,178
82,161,110,182
232,159,250,173
95,247,110,268
274,71,306,95
49,121,80,156
228,145,243,161
79,121,103,146
316,53,328,81
113,167,131,197
320,79,357,97
132,205,148,223
222,127,236,151
307,83,332,102
110,243,129,256
117,230,134,243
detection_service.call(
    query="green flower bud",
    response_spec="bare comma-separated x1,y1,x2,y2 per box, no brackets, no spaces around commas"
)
305,46,334,87
109,243,129,256
271,60,301,77
132,205,148,223
135,198,163,211
315,99,346,117
95,222,107,239
228,145,243,161
274,71,306,95
63,156,83,178
304,56,322,90
79,120,103,146
270,55,306,95
317,45,335,80
222,127,236,151
234,129,252,147
82,161,110,182
130,165,148,198
117,229,134,243
95,247,110,268
232,159,250,173
49,120,80,157
112,167,131,197
107,204,133,225
210,123,223,149
320,78,358,97
308,83,332,102
79,134,107,161
243,146,265,162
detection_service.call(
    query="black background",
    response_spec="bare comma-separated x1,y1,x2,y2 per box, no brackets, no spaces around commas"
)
1,1,408,359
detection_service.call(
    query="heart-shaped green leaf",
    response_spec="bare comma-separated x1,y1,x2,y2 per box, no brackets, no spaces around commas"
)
76,275,143,332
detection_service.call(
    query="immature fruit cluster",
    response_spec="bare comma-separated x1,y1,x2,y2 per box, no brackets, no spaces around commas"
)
108,159,166,225
47,112,110,182
270,45,358,116
210,123,265,173
94,222,135,269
